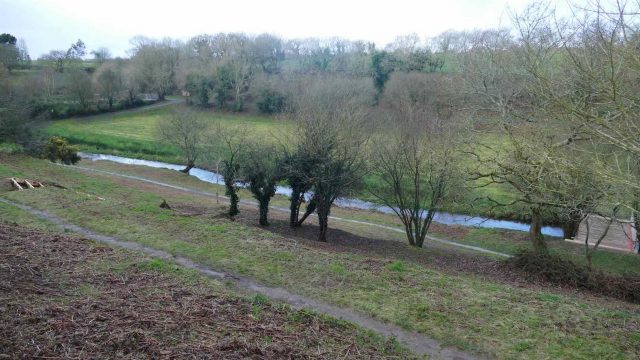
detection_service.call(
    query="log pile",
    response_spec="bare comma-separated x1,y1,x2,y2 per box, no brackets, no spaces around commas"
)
9,178,45,191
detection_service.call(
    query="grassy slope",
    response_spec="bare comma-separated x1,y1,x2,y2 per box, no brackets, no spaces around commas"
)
0,155,638,359
77,158,640,277
0,221,409,358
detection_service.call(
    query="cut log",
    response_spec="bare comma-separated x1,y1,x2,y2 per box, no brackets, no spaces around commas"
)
10,178,23,191
23,180,35,189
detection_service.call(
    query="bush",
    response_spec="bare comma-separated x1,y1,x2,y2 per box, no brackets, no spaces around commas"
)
508,249,640,303
42,136,80,165
256,88,287,114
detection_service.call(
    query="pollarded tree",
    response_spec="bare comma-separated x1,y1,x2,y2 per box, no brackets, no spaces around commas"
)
157,108,207,173
242,144,283,226
280,148,321,228
293,78,373,241
215,123,248,217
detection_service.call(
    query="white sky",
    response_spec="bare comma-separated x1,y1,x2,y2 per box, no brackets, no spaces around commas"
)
1,0,571,58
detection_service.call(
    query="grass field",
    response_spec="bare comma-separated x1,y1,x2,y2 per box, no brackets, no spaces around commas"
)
45,103,292,165
1,154,639,359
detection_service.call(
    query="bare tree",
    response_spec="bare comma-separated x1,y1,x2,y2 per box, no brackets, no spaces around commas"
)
372,73,466,247
291,78,373,241
94,61,123,110
459,28,524,117
131,38,181,100
66,69,93,110
121,61,140,105
157,108,207,173
510,1,640,250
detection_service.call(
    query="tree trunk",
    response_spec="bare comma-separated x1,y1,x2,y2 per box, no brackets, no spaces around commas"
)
225,180,239,217
586,251,593,269
296,196,317,227
316,198,330,242
415,212,435,248
403,225,416,247
108,97,113,111
259,199,269,226
180,160,195,173
562,218,581,239
289,189,302,227
530,208,548,253
317,210,328,242
128,91,135,106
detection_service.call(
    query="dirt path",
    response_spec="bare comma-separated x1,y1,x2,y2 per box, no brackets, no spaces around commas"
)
0,197,478,360
68,164,511,258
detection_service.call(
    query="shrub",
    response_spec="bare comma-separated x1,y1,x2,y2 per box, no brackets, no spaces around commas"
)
256,88,287,114
508,249,640,303
42,136,80,165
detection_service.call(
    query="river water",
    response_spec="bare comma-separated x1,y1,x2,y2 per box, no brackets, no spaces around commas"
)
80,152,564,237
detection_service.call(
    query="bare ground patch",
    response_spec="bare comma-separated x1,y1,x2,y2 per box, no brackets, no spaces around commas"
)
0,222,411,359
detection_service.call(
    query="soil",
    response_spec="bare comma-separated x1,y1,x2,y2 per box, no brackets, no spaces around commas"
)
0,222,414,359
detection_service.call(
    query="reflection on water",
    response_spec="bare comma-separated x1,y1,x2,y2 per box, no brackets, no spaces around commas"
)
80,152,563,237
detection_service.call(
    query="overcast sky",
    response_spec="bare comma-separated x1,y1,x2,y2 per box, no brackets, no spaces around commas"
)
1,0,570,58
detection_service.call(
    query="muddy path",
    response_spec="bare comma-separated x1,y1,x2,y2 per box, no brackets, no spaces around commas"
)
0,197,478,360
